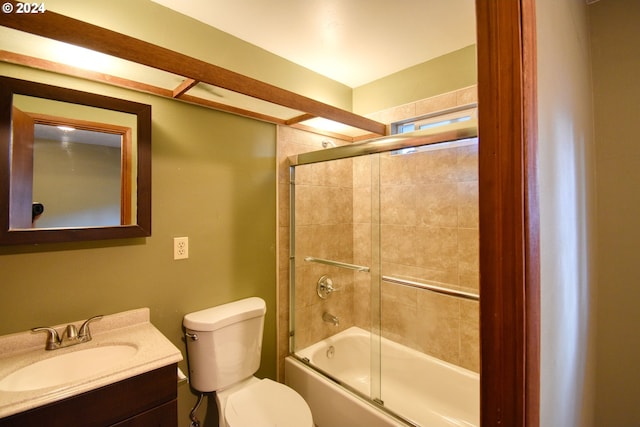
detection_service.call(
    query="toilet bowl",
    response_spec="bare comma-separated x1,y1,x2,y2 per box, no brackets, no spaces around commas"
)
183,297,312,427
218,377,312,427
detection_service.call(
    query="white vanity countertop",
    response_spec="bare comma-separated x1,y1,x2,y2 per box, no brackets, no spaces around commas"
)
0,308,183,418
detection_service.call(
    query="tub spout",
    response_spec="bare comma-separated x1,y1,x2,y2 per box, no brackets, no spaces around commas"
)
322,312,339,326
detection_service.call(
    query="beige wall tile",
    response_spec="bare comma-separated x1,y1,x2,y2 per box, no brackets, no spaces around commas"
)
456,86,478,106
353,156,371,188
457,181,479,229
380,154,415,185
459,272,480,292
417,292,461,363
416,182,459,228
353,187,372,224
415,226,458,272
459,299,479,372
381,184,417,225
353,223,371,266
413,147,459,183
415,92,458,117
371,103,417,125
353,271,372,329
458,227,479,276
381,224,417,265
456,143,478,182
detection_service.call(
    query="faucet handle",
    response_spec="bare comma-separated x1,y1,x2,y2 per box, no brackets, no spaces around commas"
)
32,327,61,350
78,315,103,341
317,275,341,299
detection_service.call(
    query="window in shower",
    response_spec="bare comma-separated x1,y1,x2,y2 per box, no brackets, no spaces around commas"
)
289,121,480,426
392,106,477,134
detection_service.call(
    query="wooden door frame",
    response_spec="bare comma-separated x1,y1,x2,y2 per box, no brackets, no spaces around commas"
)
476,0,540,426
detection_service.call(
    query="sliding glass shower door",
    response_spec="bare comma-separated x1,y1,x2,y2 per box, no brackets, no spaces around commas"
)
289,125,480,426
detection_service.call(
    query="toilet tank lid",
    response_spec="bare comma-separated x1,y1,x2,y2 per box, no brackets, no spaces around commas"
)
183,297,266,331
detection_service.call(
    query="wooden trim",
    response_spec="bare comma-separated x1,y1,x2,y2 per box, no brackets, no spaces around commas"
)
521,1,541,425
121,127,132,225
1,50,284,126
26,112,130,134
476,1,540,426
177,93,286,124
2,50,365,142
0,2,386,135
172,78,199,98
8,107,34,229
0,50,173,98
285,113,316,125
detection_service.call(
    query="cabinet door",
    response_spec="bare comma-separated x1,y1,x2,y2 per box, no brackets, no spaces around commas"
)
110,400,177,427
0,364,177,427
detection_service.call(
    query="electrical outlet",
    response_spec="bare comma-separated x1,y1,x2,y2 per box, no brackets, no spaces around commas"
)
173,237,189,260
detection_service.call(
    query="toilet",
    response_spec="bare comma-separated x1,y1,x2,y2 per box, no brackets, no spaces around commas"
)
183,297,313,427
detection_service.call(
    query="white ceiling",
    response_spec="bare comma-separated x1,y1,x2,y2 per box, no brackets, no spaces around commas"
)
150,0,476,88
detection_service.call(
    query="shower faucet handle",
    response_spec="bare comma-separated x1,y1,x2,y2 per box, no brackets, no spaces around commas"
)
317,275,339,299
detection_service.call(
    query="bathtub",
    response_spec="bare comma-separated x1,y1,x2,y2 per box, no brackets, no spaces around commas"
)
285,327,478,427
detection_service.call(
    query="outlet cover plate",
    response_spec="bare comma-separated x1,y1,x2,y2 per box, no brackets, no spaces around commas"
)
173,236,189,260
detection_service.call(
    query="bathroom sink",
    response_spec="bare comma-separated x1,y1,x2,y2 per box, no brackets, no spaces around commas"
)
0,344,138,392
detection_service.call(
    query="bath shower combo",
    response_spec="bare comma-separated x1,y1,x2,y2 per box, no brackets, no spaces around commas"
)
286,117,480,427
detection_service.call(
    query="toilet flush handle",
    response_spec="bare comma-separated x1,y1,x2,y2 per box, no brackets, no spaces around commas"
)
185,332,198,341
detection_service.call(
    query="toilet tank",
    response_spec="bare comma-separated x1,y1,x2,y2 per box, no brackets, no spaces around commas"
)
183,297,266,392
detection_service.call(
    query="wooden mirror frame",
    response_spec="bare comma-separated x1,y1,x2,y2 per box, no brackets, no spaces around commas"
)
0,76,151,245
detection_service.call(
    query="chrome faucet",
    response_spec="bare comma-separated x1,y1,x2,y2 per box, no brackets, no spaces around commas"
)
32,315,103,351
322,312,339,326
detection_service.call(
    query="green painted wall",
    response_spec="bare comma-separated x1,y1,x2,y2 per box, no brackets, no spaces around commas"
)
353,45,477,115
590,0,640,425
0,63,277,424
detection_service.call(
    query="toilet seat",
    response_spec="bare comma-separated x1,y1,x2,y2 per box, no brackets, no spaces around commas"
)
224,378,313,427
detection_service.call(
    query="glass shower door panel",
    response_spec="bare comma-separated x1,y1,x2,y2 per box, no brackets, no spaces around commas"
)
291,157,374,395
377,139,480,424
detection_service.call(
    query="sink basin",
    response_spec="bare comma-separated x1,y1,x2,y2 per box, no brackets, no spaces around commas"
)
0,344,138,392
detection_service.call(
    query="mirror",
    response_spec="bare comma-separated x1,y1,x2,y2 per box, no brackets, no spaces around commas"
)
0,76,151,245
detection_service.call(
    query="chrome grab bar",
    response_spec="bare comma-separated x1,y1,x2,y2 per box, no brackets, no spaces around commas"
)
304,256,370,272
382,275,479,301
301,257,477,300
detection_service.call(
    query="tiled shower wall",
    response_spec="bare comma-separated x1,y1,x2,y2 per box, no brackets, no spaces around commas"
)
292,157,356,350
352,143,479,371
276,127,353,375
277,86,479,379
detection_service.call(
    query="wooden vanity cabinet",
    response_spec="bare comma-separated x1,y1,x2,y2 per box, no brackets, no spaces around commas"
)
0,363,178,427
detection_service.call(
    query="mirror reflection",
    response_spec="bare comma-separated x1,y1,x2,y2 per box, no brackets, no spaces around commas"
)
31,124,129,228
11,96,137,230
